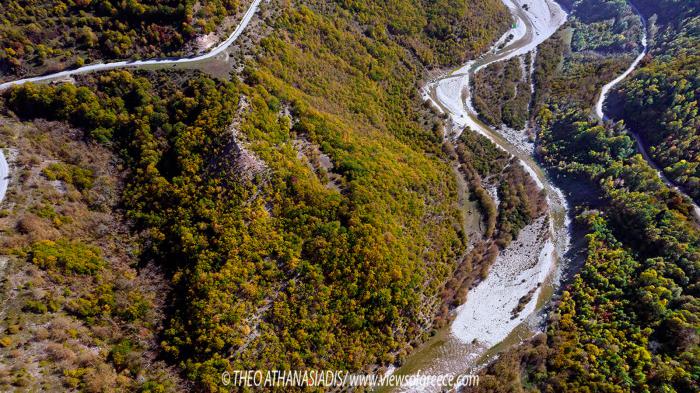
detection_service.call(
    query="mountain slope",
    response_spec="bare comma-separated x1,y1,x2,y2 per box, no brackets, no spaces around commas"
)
0,0,511,390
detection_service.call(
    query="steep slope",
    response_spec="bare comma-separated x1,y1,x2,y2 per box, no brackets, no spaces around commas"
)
473,1,700,392
0,0,247,81
0,0,512,391
0,117,179,391
611,3,700,202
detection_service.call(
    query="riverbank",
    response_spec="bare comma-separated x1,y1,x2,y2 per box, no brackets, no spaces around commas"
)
450,216,553,347
388,2,572,391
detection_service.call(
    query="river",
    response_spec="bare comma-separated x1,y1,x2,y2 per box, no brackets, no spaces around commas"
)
395,1,700,391
385,2,571,392
431,0,571,350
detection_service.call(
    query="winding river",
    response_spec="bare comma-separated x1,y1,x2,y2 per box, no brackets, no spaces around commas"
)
396,1,699,391
429,0,570,351
387,1,571,392
0,0,695,390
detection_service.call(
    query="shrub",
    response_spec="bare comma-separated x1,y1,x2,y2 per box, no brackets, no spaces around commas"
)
0,337,12,347
29,239,104,275
43,163,94,191
23,300,48,314
108,339,138,372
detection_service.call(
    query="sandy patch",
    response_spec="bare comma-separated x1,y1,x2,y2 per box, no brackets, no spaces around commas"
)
450,216,553,346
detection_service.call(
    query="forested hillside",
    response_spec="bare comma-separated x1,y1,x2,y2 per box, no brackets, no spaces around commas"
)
532,0,642,109
477,109,700,393
635,0,698,24
474,1,700,392
0,0,509,81
613,2,700,202
323,0,510,66
0,0,243,80
0,0,512,391
5,56,461,393
568,0,643,52
472,0,644,131
0,115,179,391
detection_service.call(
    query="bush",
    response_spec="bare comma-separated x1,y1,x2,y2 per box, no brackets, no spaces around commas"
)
23,300,48,314
29,239,104,275
43,163,94,191
108,340,137,372
0,337,12,348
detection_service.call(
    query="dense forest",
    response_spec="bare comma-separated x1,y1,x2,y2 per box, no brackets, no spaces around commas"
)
468,0,650,131
0,0,509,81
569,0,643,52
477,109,700,393
322,0,511,66
612,3,700,202
0,0,514,390
1,0,697,391
473,56,532,130
6,66,459,391
530,0,649,111
0,0,242,80
474,1,700,392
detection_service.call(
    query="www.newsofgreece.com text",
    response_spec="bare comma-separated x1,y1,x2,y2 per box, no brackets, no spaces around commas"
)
222,369,480,388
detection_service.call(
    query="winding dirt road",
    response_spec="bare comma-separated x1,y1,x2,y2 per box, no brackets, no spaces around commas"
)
594,1,700,219
0,0,263,206
0,0,262,91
